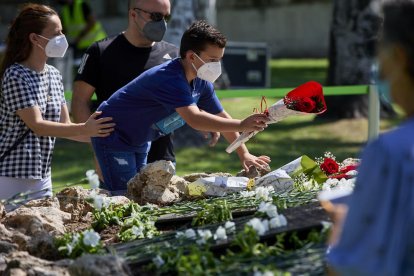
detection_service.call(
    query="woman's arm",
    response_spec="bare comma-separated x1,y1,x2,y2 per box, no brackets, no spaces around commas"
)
16,105,114,138
58,104,94,142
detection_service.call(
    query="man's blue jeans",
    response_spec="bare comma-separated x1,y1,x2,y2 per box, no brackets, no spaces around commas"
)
91,139,151,196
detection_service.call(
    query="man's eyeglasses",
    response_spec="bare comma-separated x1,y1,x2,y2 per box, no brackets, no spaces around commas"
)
133,7,171,22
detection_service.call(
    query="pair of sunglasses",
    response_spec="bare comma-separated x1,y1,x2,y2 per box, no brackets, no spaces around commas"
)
133,7,171,22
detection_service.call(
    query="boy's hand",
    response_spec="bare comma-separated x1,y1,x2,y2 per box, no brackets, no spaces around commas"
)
239,152,271,172
240,113,269,132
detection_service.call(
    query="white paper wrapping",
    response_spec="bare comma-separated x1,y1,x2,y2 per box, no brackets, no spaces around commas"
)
187,176,250,197
226,99,306,153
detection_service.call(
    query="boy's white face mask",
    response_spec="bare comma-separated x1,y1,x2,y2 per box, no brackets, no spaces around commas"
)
192,52,222,83
37,34,68,58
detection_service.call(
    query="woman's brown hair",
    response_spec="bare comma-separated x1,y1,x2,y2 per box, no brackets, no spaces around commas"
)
0,3,57,79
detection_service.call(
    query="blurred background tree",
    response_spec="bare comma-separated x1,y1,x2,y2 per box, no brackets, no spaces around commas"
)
322,0,396,119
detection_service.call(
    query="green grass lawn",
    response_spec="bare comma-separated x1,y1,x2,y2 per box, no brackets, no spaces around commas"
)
51,59,401,190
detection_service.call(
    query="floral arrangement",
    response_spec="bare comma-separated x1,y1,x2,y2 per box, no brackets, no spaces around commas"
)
226,81,327,153
315,152,359,179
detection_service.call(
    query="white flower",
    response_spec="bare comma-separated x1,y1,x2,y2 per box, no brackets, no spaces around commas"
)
82,229,101,247
240,190,256,198
255,186,274,201
132,225,144,237
214,226,227,241
247,218,269,236
66,243,73,255
89,190,111,211
184,228,197,239
147,232,154,239
269,215,287,229
86,170,100,189
175,231,185,239
152,255,165,268
258,201,278,218
224,221,236,233
196,229,212,245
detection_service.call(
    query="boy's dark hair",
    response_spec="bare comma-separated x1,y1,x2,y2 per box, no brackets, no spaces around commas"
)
382,0,414,77
180,20,226,59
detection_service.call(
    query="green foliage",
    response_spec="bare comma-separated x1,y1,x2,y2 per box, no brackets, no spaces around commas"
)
92,202,141,231
191,199,233,226
118,212,159,242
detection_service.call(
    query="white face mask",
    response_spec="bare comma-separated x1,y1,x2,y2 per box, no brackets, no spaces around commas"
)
192,53,222,83
37,34,68,58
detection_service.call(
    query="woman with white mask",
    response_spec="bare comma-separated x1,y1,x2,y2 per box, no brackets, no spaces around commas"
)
0,4,115,200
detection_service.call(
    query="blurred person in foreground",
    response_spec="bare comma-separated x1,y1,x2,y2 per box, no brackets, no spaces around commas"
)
327,1,414,275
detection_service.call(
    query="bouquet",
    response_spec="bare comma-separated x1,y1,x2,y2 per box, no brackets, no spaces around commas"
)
226,81,327,153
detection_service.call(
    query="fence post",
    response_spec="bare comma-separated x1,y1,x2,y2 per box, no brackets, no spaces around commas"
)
368,85,380,140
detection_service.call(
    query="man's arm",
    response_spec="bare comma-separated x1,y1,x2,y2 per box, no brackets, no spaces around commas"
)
71,80,95,123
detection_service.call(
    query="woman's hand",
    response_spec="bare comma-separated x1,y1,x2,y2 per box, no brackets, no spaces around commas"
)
240,113,269,132
84,111,115,137
239,152,271,172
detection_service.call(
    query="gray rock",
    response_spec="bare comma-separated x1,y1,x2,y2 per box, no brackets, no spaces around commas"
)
4,251,69,276
128,160,188,205
0,241,17,254
4,206,71,236
68,254,131,276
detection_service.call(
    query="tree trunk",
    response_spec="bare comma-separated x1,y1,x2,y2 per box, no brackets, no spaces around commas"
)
321,0,396,119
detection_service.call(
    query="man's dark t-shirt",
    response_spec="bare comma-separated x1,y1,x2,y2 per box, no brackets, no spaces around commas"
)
75,33,179,162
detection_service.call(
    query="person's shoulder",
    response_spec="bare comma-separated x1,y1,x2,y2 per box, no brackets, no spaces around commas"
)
154,41,179,56
94,34,121,49
374,120,414,156
3,63,28,79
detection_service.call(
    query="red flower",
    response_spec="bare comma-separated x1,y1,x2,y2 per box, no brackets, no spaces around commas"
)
296,97,316,112
320,158,339,175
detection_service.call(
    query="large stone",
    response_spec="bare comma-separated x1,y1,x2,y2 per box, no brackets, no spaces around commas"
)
127,161,188,205
4,251,70,275
68,254,131,276
4,206,71,236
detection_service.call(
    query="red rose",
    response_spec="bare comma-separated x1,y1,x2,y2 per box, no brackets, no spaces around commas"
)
296,97,316,113
320,158,339,175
